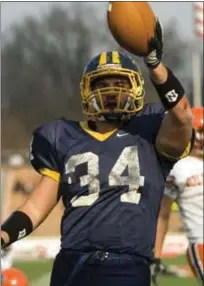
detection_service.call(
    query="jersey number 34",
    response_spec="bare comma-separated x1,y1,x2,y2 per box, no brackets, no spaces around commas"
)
65,146,144,207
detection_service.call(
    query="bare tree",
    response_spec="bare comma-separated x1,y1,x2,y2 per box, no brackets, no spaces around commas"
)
2,7,193,150
2,4,113,149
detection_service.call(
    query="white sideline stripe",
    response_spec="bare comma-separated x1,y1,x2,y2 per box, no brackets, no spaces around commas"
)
31,272,50,286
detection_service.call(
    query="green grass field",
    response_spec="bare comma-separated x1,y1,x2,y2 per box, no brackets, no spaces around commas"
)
13,255,197,286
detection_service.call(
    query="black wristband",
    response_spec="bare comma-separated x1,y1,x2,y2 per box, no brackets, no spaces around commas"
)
152,68,185,109
1,211,33,246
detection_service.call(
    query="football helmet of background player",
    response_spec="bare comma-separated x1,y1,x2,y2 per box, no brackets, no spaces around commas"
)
80,51,145,122
1,268,28,286
192,107,203,156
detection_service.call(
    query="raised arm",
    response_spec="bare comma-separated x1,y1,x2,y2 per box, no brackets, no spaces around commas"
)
152,64,193,159
144,20,193,160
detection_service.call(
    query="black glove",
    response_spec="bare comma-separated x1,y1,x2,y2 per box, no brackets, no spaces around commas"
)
144,19,163,69
151,258,166,286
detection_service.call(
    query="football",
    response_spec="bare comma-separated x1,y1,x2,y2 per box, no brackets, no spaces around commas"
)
107,2,156,56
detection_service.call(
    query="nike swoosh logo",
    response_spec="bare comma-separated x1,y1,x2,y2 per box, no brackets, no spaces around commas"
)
116,133,129,137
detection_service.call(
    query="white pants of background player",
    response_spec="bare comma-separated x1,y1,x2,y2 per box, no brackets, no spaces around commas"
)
1,247,14,270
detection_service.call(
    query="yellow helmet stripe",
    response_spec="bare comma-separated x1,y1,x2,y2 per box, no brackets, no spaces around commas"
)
112,51,120,64
99,52,107,65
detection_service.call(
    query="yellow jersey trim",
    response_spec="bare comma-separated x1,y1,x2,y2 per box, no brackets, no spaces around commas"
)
112,51,120,64
99,52,107,66
39,168,60,182
79,121,117,141
156,141,192,161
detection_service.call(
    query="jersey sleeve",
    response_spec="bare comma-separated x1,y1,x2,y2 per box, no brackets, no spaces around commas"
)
155,106,195,162
143,104,177,178
146,104,195,178
29,122,61,182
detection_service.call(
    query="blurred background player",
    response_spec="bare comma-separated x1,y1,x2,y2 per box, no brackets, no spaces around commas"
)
1,20,194,286
153,107,203,284
1,247,14,271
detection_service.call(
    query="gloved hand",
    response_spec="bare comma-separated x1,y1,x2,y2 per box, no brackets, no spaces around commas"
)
144,19,163,69
151,258,165,286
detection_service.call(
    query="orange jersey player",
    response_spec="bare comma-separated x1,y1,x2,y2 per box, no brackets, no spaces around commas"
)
154,107,203,283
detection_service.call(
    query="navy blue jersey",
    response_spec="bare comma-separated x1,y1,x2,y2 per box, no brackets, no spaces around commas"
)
30,103,176,259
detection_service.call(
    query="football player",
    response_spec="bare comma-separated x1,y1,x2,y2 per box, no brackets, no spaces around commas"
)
153,107,203,284
1,21,194,286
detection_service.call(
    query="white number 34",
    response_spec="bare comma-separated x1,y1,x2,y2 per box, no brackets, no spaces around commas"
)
65,146,144,207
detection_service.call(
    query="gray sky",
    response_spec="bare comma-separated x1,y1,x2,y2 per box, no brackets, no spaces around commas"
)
1,2,195,40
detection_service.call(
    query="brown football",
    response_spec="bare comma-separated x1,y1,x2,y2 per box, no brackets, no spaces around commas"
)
107,2,156,56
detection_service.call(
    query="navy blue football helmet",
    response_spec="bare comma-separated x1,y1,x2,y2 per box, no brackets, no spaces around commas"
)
80,51,145,122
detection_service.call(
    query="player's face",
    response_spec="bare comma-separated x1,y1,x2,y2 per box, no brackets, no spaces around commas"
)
91,75,131,111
